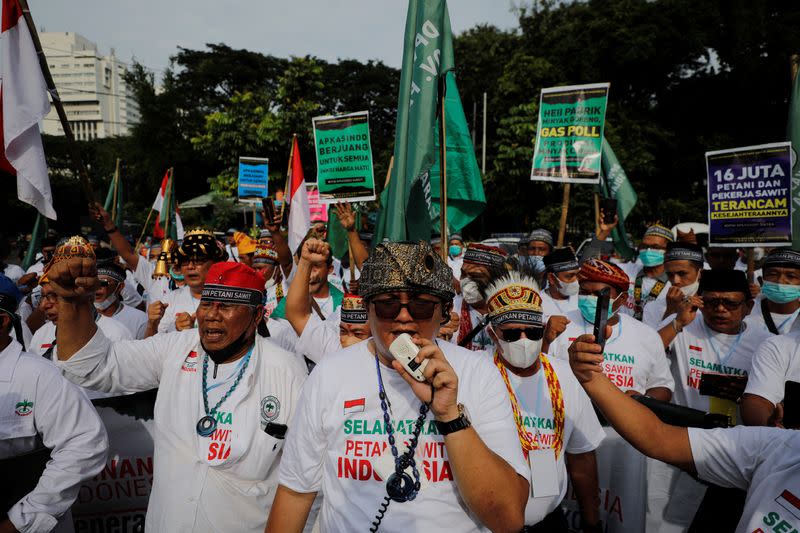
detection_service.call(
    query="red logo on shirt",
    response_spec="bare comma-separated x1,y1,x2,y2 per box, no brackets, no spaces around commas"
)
343,398,365,415
776,489,800,520
689,345,702,352
181,351,198,373
568,337,577,342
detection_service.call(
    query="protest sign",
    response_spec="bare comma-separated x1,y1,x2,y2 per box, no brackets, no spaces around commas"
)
706,142,793,246
72,390,156,531
531,83,610,184
306,185,328,223
313,111,376,203
237,157,269,200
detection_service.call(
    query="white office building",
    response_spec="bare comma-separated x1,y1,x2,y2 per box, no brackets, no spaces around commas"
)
40,32,140,140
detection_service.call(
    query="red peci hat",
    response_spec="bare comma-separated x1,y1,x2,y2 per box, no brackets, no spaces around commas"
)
201,262,265,307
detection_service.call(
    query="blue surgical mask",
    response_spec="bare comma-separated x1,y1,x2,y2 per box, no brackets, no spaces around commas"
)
639,249,665,267
761,281,800,304
578,294,620,323
521,255,546,274
448,245,463,258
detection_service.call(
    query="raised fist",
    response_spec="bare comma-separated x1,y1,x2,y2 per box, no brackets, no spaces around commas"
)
46,257,98,302
148,301,169,324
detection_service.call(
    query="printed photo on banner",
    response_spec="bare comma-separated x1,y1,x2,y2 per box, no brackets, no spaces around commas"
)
531,82,610,184
705,142,793,247
237,157,269,199
312,111,376,203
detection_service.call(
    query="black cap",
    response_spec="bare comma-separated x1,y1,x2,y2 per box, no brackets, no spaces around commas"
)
543,247,579,273
698,269,751,300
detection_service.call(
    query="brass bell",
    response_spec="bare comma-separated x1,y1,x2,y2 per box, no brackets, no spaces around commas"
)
152,251,170,279
152,238,177,279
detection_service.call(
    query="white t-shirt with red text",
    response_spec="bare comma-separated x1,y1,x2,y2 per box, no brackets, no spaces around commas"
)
548,310,674,395
667,316,773,412
505,357,604,524
688,426,800,533
279,340,530,532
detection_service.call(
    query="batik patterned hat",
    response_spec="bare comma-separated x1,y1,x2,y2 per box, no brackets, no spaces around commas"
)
359,241,454,301
40,236,96,284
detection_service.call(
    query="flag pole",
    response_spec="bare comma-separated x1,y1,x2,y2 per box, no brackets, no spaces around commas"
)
111,158,121,223
163,168,174,239
383,156,394,188
133,209,154,253
18,0,97,206
439,77,448,262
280,134,296,222
557,183,571,247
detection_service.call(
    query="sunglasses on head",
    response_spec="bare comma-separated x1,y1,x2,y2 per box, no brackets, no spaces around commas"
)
496,326,544,342
370,298,439,320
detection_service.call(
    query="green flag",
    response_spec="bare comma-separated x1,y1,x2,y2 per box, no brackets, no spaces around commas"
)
599,139,638,260
429,71,486,234
103,173,123,229
22,212,45,271
788,68,800,248
373,0,455,244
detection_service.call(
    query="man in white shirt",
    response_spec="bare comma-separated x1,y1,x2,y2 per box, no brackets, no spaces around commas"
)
742,330,800,427
48,257,307,533
657,269,773,419
24,236,57,277
146,229,225,336
446,233,465,277
453,243,508,351
569,334,800,533
0,271,108,533
225,228,240,262
267,241,530,533
547,258,674,401
643,241,704,329
285,239,370,365
482,264,604,532
745,249,800,335
94,260,148,339
30,260,133,358
620,224,673,320
252,243,287,319
540,247,580,317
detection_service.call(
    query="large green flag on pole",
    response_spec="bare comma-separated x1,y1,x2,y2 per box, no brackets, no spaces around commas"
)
788,60,800,249
373,0,455,244
599,139,638,260
429,71,486,234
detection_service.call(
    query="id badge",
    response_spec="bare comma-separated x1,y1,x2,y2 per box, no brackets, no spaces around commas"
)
373,444,430,491
529,449,559,498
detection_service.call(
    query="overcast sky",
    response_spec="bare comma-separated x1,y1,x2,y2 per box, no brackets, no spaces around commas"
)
30,1,521,75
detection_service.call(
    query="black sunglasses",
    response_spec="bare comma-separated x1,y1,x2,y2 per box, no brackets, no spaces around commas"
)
702,297,745,311
497,327,544,342
371,299,439,320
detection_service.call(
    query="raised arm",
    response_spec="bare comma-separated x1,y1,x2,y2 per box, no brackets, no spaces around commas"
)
263,210,294,277
48,257,167,393
91,203,140,269
334,202,368,270
568,330,696,473
285,239,330,336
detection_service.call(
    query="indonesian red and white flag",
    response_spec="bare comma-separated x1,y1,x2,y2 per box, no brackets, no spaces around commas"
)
152,170,184,239
0,0,56,219
287,137,310,255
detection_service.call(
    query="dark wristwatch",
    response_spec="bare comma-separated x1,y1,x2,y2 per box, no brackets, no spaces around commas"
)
435,403,471,435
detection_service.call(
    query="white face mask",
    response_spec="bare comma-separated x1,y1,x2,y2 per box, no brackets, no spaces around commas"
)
679,280,700,297
495,336,542,369
460,277,483,305
556,278,579,297
94,293,118,311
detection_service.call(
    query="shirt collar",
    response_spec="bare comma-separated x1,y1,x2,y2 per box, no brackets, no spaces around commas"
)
0,339,23,382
